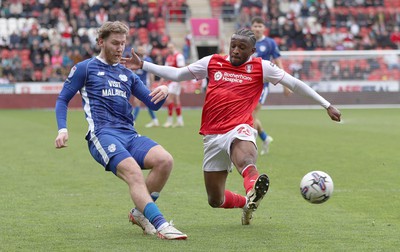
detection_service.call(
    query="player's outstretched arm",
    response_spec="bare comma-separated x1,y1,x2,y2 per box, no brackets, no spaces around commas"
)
326,105,341,122
122,49,196,82
277,73,341,122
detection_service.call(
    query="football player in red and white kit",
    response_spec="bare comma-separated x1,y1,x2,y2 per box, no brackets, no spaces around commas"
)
163,42,186,127
122,28,341,226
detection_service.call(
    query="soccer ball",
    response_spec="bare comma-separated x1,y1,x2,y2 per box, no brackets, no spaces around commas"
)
300,171,334,204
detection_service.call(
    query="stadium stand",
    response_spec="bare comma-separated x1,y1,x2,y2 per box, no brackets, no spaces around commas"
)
0,0,399,86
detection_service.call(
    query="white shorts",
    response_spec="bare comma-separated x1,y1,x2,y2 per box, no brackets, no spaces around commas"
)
202,124,257,172
168,82,181,95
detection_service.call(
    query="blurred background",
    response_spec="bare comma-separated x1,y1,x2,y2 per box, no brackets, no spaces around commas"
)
0,0,399,107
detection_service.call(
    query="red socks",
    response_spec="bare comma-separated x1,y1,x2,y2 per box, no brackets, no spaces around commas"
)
167,102,174,116
220,190,247,208
219,165,259,209
242,165,259,194
175,104,181,116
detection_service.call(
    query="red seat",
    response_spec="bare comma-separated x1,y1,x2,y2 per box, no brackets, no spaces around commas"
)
1,49,10,58
210,0,220,7
156,17,165,29
19,49,30,61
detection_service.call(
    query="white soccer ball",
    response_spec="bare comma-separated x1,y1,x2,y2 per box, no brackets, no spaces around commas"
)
300,171,334,204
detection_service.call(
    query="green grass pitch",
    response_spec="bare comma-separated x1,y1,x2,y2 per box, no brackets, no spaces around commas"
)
0,108,399,251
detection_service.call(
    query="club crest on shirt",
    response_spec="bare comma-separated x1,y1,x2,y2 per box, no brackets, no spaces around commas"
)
214,71,222,81
259,45,266,52
119,74,128,82
108,144,116,153
68,65,77,78
245,64,253,73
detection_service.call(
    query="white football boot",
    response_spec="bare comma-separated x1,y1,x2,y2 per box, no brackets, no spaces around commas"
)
157,221,187,240
128,208,157,235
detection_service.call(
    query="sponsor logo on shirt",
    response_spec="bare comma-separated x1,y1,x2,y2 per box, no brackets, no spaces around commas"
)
102,88,127,98
97,71,105,76
102,80,127,98
214,71,253,83
108,80,121,88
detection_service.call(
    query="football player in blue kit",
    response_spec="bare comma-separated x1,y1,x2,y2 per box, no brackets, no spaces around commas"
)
251,16,292,155
54,21,187,240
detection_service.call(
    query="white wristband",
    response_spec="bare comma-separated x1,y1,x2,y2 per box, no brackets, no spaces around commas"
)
58,128,68,134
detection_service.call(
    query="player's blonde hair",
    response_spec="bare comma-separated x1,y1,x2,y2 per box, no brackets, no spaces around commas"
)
96,21,129,43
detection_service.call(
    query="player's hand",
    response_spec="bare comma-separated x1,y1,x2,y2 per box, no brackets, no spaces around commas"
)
150,85,169,104
120,48,142,70
55,131,69,148
283,87,292,97
326,105,341,122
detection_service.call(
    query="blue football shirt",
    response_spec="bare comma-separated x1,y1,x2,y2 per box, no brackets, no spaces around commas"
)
55,56,164,136
254,36,281,102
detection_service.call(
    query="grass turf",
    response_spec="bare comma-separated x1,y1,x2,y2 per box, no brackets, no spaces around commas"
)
0,108,399,251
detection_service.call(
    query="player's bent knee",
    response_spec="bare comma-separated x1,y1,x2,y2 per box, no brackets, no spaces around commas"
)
208,197,223,208
156,151,173,168
146,146,174,170
158,156,173,173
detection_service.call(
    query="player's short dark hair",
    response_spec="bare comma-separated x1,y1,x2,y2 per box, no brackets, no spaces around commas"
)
234,28,256,46
251,16,265,25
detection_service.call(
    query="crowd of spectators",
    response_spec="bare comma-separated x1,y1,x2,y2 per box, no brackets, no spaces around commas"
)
0,0,189,84
0,0,400,84
215,0,400,81
222,0,400,50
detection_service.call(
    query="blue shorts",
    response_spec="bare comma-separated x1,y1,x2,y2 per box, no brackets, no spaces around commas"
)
87,128,158,175
259,83,269,104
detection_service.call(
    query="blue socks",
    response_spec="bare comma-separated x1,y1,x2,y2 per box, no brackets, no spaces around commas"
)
148,109,156,120
150,192,159,202
259,131,267,142
133,106,140,119
143,202,167,230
